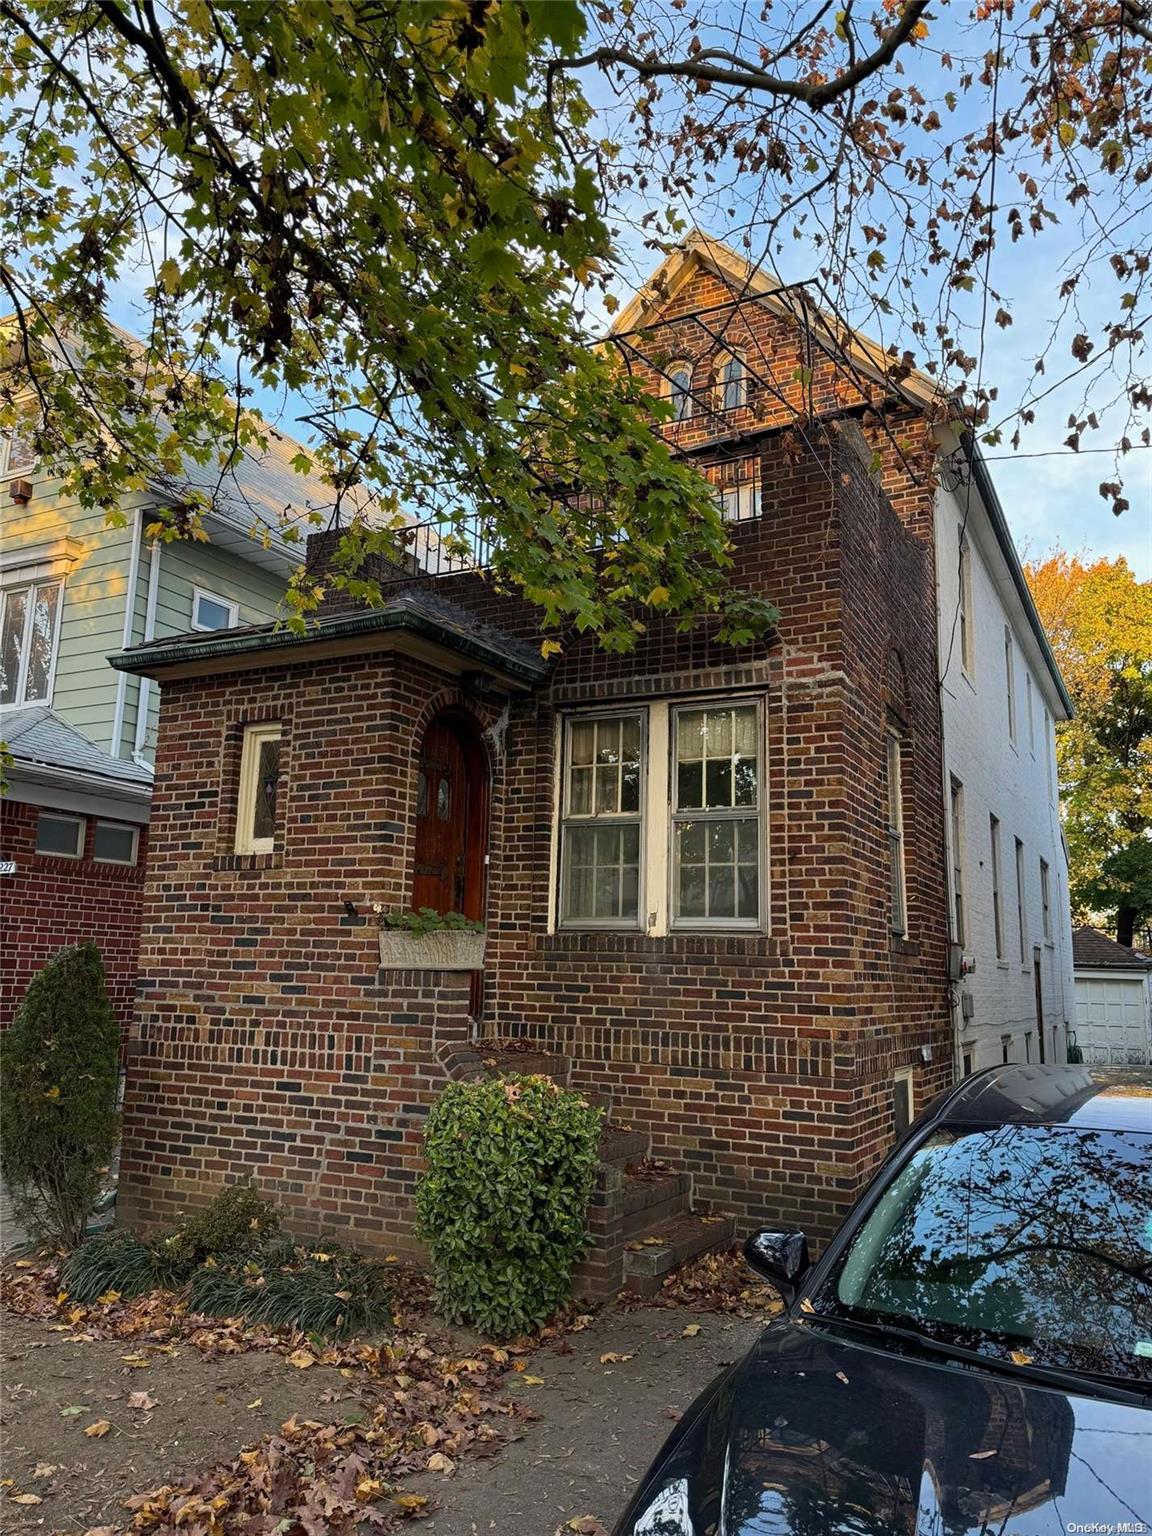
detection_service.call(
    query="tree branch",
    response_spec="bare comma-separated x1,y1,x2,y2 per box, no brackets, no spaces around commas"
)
551,1,929,110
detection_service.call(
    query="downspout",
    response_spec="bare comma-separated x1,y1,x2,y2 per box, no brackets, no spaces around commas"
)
132,535,161,767
110,506,144,758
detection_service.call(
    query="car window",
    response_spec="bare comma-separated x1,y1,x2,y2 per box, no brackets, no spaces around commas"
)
819,1124,1152,1382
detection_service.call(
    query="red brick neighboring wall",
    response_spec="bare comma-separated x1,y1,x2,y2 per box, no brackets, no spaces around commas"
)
117,415,952,1254
0,797,147,1034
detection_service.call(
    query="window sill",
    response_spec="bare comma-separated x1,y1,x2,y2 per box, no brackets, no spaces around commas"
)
542,930,790,961
212,851,283,873
890,937,921,957
996,960,1010,970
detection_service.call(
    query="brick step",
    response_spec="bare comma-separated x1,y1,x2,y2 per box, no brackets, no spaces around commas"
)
475,1043,571,1084
598,1123,650,1169
622,1211,737,1297
621,1169,692,1236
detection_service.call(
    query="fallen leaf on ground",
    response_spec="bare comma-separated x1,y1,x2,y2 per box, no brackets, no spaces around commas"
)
286,1349,316,1369
564,1518,610,1535
59,1404,88,1416
246,1398,263,1409
31,1463,58,1477
84,1419,112,1438
521,1374,545,1385
394,1494,429,1511
599,1352,634,1364
681,1323,702,1337
9,1493,43,1505
427,1452,456,1475
1010,1350,1033,1365
127,1390,158,1411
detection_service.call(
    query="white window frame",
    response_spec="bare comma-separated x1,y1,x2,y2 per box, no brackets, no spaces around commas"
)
1014,835,1027,964
990,814,1005,960
1026,673,1035,754
553,696,767,936
0,577,64,709
235,723,283,855
893,1066,915,1136
1,410,39,478
92,819,140,866
664,361,694,423
557,710,647,931
670,699,764,932
1004,626,1016,743
958,530,974,677
949,775,965,947
35,811,85,858
1040,857,1052,941
886,732,908,938
1044,708,1054,799
192,587,240,632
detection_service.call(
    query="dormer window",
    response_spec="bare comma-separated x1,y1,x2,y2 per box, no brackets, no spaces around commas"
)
718,353,746,412
666,362,694,423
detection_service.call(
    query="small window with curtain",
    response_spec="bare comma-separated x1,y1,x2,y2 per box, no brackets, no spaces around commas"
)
672,703,761,927
0,580,62,707
559,714,644,926
236,723,283,854
666,362,694,423
886,732,907,937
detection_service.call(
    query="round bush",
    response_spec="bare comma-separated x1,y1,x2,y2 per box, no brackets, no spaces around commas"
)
415,1074,602,1337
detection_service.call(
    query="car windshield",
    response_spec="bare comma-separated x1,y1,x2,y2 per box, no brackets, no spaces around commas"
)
816,1123,1152,1383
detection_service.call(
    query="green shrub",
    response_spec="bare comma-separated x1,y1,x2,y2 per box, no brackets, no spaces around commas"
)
416,1074,602,1337
0,944,120,1246
61,1229,192,1302
171,1180,281,1263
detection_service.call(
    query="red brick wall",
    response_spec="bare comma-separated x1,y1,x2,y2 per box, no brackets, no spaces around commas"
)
0,797,147,1035
118,411,952,1253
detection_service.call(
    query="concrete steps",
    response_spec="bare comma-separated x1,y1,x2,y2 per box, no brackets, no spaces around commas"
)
622,1211,737,1296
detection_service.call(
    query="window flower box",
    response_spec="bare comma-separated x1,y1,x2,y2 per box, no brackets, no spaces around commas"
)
377,927,486,971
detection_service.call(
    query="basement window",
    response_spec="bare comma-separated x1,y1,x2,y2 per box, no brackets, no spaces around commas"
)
235,723,282,855
35,811,84,858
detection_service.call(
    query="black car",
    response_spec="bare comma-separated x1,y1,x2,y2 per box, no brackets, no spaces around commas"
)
614,1064,1152,1536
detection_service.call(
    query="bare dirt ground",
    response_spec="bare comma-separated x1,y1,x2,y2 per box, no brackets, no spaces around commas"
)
1,1299,766,1535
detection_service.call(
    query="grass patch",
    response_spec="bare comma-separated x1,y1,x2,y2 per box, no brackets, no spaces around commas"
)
60,1185,392,1339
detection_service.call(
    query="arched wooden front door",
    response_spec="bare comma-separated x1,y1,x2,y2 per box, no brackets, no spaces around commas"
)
411,712,488,921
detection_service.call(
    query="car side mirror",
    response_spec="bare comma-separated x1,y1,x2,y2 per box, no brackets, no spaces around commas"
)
743,1228,811,1301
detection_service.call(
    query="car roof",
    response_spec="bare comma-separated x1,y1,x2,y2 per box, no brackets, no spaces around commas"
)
936,1064,1152,1134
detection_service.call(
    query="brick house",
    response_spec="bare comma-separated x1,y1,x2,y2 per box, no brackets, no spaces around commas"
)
109,237,964,1294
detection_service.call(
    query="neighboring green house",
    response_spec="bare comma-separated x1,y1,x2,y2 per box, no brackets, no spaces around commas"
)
0,358,336,1039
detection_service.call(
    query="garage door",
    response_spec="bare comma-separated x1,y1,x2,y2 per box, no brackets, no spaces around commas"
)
1075,976,1151,1064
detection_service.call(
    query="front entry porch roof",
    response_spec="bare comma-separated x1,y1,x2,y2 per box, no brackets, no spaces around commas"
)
108,586,550,690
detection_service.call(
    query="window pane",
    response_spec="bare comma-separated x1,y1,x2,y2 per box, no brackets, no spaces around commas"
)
708,711,733,756
195,593,235,630
678,861,706,918
562,824,639,922
594,765,618,813
569,720,595,766
677,710,705,758
708,821,734,861
568,765,592,815
253,737,281,841
737,862,759,919
708,866,736,918
93,821,137,864
704,758,732,807
0,589,27,705
24,583,59,701
677,759,703,808
35,812,83,857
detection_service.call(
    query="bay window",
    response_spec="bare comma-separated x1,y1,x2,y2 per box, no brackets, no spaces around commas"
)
557,699,764,932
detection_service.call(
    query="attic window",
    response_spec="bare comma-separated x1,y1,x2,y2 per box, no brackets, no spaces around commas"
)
666,362,693,422
718,353,746,411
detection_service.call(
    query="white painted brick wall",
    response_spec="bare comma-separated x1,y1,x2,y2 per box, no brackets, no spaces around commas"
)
935,482,1076,1073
